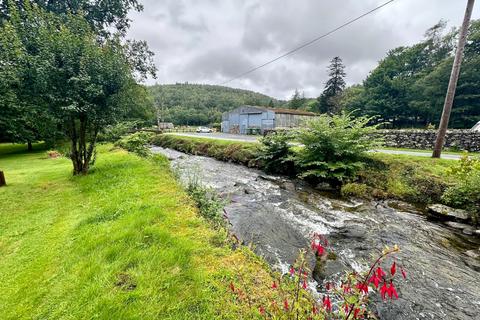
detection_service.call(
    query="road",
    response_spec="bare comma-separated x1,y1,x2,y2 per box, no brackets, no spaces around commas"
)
168,132,462,160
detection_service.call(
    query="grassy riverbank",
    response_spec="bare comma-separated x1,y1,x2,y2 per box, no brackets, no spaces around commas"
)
0,143,272,319
151,134,466,210
151,134,260,167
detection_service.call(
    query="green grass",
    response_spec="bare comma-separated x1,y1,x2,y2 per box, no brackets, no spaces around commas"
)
0,142,46,155
165,133,258,146
0,144,271,319
379,146,480,156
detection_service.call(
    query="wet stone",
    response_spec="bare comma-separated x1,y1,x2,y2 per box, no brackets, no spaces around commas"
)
464,249,480,259
427,204,470,221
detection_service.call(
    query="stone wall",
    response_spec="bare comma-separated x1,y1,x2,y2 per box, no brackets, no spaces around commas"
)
373,129,480,152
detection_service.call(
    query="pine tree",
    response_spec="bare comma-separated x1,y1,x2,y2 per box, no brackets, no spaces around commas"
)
318,56,346,114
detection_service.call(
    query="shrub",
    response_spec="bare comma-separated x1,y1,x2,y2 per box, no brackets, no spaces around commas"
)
230,234,407,319
98,121,140,143
114,132,152,157
442,155,480,223
184,175,226,228
294,112,381,186
257,132,296,175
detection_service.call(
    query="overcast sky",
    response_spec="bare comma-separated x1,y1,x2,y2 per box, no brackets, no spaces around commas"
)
127,0,480,100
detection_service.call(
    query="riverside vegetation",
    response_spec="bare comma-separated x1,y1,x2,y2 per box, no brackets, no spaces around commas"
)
151,113,479,225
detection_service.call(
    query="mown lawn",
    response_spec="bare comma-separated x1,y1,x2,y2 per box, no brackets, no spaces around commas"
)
0,144,270,319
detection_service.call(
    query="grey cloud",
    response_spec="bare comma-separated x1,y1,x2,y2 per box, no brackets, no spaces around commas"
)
128,0,480,99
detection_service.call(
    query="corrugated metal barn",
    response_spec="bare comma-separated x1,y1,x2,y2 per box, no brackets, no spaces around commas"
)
221,106,316,134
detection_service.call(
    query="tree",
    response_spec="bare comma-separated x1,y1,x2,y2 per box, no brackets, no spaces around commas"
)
0,0,143,34
317,57,346,114
0,2,56,149
288,89,306,109
1,1,155,174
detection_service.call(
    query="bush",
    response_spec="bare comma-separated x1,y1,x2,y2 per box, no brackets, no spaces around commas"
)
257,132,295,175
98,121,140,143
442,155,480,223
114,132,152,157
185,176,226,228
294,112,381,186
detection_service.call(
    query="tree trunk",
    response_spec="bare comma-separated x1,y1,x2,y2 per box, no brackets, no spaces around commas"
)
433,0,475,158
0,171,6,187
27,141,33,152
69,116,98,175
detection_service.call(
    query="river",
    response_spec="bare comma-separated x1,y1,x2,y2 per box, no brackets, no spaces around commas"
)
152,146,480,320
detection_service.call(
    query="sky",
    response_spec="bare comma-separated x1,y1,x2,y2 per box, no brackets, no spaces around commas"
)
127,0,480,100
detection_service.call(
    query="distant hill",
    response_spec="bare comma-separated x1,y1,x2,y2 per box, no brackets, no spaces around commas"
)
148,83,283,125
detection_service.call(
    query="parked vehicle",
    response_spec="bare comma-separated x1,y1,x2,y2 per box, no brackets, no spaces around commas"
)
196,127,213,133
472,121,480,132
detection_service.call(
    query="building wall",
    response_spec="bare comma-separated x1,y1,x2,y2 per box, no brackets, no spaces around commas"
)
275,114,312,128
221,107,313,134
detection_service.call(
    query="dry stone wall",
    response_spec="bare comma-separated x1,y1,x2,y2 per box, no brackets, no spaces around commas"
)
374,130,480,152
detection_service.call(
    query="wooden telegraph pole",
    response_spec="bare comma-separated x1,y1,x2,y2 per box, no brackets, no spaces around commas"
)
432,0,475,158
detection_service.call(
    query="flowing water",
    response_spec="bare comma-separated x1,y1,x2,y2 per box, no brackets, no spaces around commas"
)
152,147,480,320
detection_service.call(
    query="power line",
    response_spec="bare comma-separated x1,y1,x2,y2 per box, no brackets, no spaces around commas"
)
218,0,396,86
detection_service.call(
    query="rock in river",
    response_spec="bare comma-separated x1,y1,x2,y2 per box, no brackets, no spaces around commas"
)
427,204,470,222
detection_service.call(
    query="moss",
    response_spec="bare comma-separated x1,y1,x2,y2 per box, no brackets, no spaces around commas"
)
340,183,369,198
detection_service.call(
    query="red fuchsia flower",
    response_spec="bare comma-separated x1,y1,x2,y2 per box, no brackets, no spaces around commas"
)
289,266,295,277
353,308,361,319
312,304,319,315
356,282,369,294
401,267,407,280
284,299,289,311
376,266,386,278
325,282,332,291
343,304,350,314
302,280,308,290
323,295,332,312
369,273,380,289
380,281,388,300
229,282,235,293
259,306,265,315
387,281,399,300
272,281,278,289
342,283,351,294
391,261,397,277
311,233,328,256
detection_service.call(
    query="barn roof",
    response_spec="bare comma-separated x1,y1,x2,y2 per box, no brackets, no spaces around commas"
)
268,108,316,116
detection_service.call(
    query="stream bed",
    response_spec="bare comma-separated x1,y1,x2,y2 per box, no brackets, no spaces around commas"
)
152,146,480,320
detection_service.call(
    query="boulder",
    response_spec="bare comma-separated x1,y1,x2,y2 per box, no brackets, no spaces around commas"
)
280,181,296,192
444,221,475,235
427,204,470,222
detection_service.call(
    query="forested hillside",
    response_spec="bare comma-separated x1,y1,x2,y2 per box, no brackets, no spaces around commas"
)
148,84,281,125
341,20,480,129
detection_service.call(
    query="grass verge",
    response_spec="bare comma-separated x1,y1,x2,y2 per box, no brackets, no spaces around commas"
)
0,143,272,319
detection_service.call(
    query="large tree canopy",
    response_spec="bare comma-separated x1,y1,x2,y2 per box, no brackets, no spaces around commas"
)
0,0,142,33
0,1,155,174
342,20,480,129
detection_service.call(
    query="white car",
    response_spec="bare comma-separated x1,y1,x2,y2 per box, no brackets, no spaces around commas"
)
472,121,480,132
196,127,213,133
